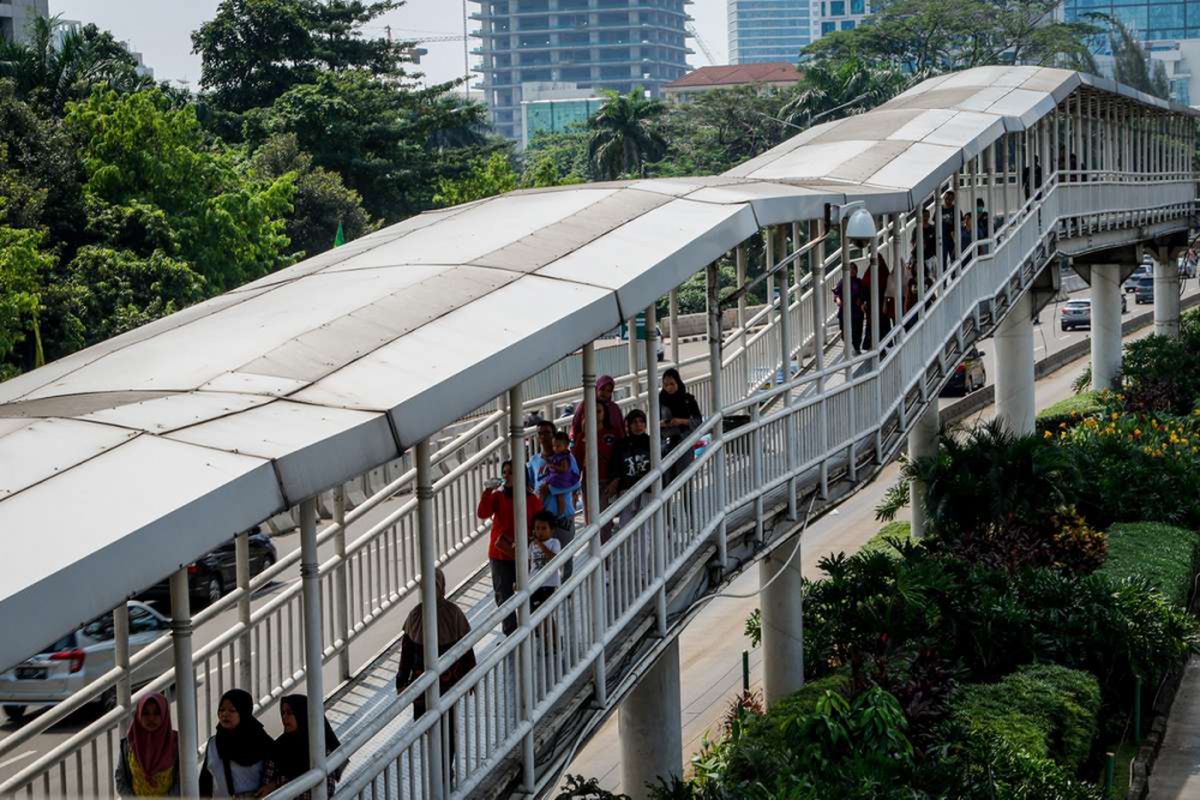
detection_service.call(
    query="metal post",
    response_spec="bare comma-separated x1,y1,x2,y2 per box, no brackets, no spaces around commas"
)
736,245,749,390
668,289,680,367
509,385,535,791
780,227,798,519
169,569,199,797
415,443,444,799
235,530,253,691
582,343,607,705
626,318,640,401
298,498,329,800
706,261,728,567
113,603,131,712
916,197,927,318
773,228,792,386
333,487,351,683
841,221,854,362
645,304,666,635
812,218,829,498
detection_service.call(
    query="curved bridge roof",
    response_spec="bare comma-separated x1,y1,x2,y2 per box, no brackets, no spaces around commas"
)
0,66,1191,670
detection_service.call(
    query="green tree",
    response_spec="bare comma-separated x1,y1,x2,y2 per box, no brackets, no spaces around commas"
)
66,88,295,291
804,0,1099,75
433,151,517,206
655,84,796,176
244,69,494,220
66,246,205,342
0,225,54,374
1105,17,1170,99
521,130,592,185
782,56,912,130
587,88,667,180
0,16,152,116
192,0,411,123
251,132,375,258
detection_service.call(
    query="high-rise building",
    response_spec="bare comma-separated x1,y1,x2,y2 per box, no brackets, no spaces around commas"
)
0,0,49,46
812,0,871,41
1059,1,1198,106
727,1,811,65
470,0,692,142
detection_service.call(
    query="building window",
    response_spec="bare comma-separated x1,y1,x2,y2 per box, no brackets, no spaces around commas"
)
851,0,865,12
821,21,836,34
830,1,845,15
841,20,855,30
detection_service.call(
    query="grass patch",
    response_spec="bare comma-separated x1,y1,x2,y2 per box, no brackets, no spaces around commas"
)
1099,522,1200,608
861,520,911,557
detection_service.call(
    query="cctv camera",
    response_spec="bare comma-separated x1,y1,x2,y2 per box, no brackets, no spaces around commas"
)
845,207,877,246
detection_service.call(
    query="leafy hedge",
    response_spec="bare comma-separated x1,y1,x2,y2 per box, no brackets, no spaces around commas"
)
860,521,911,557
1036,391,1103,434
949,664,1100,771
1099,522,1200,609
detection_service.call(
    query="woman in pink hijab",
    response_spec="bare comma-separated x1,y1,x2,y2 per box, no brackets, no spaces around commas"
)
115,692,180,797
570,374,626,538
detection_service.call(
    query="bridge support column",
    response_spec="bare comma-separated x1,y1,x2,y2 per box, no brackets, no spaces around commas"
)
1090,264,1123,391
169,568,200,797
908,403,939,539
1154,250,1181,338
299,497,329,800
759,532,804,706
995,291,1035,435
619,639,682,800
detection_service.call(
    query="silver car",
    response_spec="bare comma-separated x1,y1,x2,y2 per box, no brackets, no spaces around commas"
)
0,602,172,721
1124,265,1151,292
1059,296,1127,331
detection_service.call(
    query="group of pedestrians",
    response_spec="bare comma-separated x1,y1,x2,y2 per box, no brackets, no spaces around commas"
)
114,689,339,798
477,371,702,630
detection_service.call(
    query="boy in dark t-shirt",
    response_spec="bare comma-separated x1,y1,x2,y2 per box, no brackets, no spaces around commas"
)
608,409,653,530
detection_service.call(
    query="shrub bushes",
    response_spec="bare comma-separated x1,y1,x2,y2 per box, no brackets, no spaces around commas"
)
1100,522,1200,608
1036,390,1103,434
948,664,1100,770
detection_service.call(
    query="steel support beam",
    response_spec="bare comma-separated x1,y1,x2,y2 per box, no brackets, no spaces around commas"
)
169,569,199,797
299,498,329,800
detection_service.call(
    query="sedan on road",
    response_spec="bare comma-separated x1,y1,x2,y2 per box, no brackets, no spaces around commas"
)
139,527,277,608
941,348,986,396
1124,265,1151,292
1060,296,1127,331
0,602,172,722
1134,275,1155,304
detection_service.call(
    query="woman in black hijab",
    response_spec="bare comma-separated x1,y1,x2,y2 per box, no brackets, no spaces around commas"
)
259,694,342,799
659,367,702,483
199,689,273,797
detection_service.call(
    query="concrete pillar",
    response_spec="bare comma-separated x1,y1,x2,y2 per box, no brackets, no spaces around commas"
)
995,291,1035,435
907,403,939,539
1090,264,1123,391
759,534,804,706
1154,252,1181,338
619,639,682,800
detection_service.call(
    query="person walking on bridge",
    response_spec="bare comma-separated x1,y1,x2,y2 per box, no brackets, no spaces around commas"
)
478,460,542,634
259,695,342,800
199,689,273,797
570,374,625,540
115,692,179,797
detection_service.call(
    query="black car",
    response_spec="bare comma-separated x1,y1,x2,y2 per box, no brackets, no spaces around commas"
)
941,348,987,396
140,527,277,608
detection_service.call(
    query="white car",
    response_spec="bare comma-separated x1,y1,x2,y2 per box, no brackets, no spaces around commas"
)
0,601,172,721
1124,265,1151,292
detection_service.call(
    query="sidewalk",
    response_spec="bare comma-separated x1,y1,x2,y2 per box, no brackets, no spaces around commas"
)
1148,655,1200,799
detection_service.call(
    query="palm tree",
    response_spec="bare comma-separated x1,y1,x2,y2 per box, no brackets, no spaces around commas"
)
587,88,667,180
0,16,150,115
781,56,913,130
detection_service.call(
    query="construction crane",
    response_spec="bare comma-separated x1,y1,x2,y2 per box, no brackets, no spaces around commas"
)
686,22,717,66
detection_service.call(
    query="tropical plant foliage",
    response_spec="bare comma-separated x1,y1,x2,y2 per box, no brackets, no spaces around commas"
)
586,89,668,180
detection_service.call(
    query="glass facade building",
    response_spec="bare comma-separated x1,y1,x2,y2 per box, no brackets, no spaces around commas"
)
727,1,811,65
812,0,870,40
1061,1,1198,106
470,0,692,141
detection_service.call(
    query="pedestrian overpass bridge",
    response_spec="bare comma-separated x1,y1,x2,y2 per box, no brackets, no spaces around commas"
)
0,66,1196,800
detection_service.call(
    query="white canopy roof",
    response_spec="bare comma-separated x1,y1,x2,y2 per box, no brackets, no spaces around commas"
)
0,66,1190,669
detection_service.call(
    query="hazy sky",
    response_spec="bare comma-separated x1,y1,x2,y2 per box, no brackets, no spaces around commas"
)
50,1,729,90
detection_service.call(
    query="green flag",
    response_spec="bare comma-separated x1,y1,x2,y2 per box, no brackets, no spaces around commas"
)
333,222,345,248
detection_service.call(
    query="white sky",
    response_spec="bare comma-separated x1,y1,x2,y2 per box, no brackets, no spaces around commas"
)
50,0,729,91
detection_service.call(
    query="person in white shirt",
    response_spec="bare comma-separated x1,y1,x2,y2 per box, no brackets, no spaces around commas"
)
528,511,561,611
